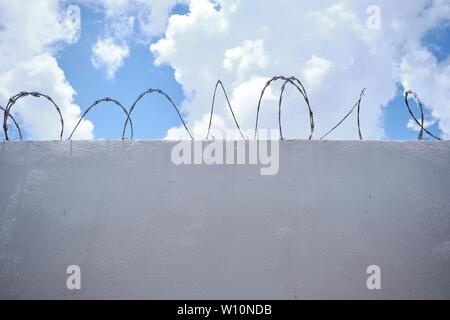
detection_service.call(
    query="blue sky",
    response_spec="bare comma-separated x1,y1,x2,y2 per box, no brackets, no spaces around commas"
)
57,4,188,140
384,20,450,140
2,1,449,141
55,2,448,140
385,20,450,140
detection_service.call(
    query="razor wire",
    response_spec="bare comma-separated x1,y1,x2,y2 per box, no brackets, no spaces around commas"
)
255,76,314,140
122,88,193,140
404,90,441,140
206,80,245,140
2,91,64,141
68,97,134,140
1,105,22,140
0,80,445,141
320,88,366,140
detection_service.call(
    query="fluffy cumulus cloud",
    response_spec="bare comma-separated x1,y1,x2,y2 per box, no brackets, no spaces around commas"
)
0,0,93,140
223,39,269,76
83,0,189,36
82,0,190,78
150,0,450,140
91,37,130,79
400,44,450,137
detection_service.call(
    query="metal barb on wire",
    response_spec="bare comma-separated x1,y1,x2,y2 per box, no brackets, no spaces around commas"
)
404,90,441,141
206,80,245,140
2,83,447,142
68,97,134,140
1,105,22,140
320,88,366,140
255,76,314,140
278,77,314,140
2,91,64,141
122,88,193,140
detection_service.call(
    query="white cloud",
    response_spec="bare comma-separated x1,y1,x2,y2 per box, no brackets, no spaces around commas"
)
400,45,450,139
91,38,130,79
85,0,188,36
82,0,190,78
0,1,80,72
303,55,332,88
0,0,93,140
407,118,437,132
166,113,227,140
0,55,94,140
151,0,450,140
223,39,268,76
137,0,191,37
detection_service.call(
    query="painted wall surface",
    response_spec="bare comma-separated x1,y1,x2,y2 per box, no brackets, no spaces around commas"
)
0,140,449,299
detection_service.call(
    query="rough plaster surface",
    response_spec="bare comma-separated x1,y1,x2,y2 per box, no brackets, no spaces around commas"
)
0,140,449,299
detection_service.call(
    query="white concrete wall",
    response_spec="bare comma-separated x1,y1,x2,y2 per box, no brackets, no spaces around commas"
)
0,140,449,299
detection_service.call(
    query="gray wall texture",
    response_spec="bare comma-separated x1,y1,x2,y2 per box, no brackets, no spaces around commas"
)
0,140,449,299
